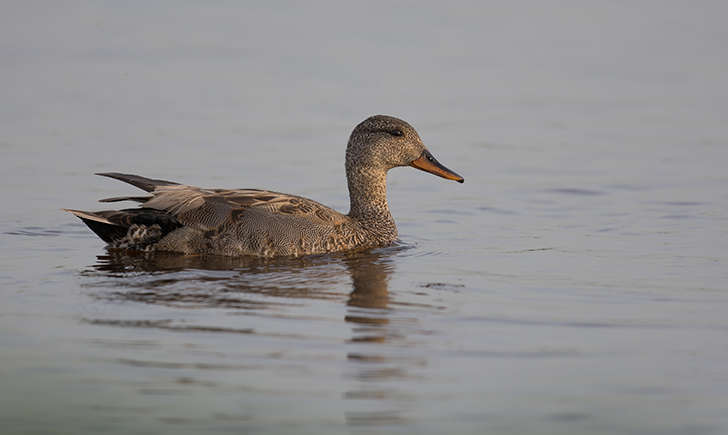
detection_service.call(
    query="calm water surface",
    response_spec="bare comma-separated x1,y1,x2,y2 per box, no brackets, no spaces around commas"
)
2,2,728,434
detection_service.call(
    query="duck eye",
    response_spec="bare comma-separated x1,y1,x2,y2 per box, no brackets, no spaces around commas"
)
389,129,404,137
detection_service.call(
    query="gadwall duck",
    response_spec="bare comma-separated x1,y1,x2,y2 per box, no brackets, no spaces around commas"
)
65,115,464,257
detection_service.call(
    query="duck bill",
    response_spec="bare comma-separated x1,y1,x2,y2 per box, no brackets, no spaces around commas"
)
409,150,464,183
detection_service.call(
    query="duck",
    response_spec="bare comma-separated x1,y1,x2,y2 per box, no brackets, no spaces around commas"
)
65,115,464,257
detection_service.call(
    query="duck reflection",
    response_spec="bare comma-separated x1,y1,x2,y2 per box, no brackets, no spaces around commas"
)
90,248,404,315
88,246,415,427
89,249,352,309
344,251,393,339
342,251,413,427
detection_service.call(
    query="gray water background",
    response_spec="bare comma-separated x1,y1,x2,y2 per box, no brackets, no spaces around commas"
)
2,2,728,434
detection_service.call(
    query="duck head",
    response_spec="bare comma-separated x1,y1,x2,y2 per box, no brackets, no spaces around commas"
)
346,115,464,183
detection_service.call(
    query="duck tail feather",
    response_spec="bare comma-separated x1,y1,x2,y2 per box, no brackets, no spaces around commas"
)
63,209,127,243
98,196,152,203
95,172,180,192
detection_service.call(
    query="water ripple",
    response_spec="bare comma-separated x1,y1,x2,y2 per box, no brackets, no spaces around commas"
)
547,188,606,196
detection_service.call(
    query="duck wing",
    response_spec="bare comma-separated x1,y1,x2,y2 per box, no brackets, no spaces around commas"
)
142,184,348,230
67,173,348,248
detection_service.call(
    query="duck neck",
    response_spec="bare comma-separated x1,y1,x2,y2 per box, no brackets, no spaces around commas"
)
346,166,397,239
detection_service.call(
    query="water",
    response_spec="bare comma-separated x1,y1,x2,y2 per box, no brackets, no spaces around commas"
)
2,2,728,434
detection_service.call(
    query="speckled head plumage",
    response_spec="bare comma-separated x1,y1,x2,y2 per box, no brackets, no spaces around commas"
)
346,115,426,172
344,114,464,232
